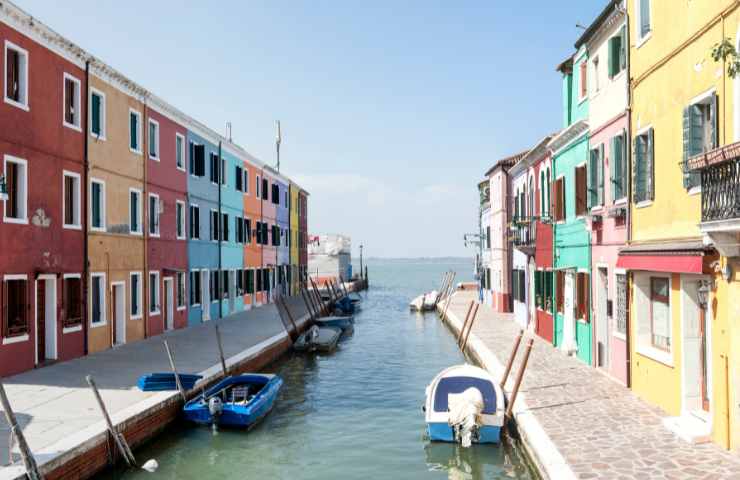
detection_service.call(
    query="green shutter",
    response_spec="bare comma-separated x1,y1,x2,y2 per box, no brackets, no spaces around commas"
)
130,113,137,150
610,136,617,201
647,128,655,200
598,143,605,206
633,137,643,202
619,25,627,71
91,94,101,135
710,92,719,150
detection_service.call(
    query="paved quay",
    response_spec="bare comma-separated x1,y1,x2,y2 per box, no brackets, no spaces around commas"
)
0,295,310,479
441,290,740,480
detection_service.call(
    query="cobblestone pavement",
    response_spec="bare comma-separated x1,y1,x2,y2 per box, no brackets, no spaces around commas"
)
444,291,740,480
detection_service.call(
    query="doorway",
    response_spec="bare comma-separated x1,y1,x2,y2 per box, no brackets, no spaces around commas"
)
35,275,57,365
164,277,174,331
681,276,712,416
596,267,609,369
528,259,536,331
562,271,576,354
112,282,126,346
228,270,235,314
201,270,210,322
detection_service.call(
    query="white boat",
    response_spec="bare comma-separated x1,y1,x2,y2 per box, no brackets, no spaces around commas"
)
424,365,505,446
410,291,439,312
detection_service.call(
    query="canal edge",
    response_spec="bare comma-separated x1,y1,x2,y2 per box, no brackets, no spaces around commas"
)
436,294,575,480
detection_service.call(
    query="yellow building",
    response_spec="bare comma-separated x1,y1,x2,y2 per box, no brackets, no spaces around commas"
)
623,0,740,449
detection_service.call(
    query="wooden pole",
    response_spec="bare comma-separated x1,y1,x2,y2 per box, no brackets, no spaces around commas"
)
339,275,350,297
280,297,299,339
459,303,479,349
435,272,450,305
505,338,534,419
300,286,316,320
310,278,325,315
163,340,186,403
457,301,474,343
306,284,321,318
460,303,480,352
214,325,228,377
439,278,456,319
85,375,136,468
500,330,524,389
0,381,43,480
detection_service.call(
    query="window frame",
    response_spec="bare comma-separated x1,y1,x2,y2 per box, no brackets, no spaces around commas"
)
634,0,652,47
175,133,186,172
129,187,142,235
149,270,161,316
89,177,106,232
62,170,82,230
89,87,106,140
62,273,83,332
148,118,160,161
190,269,201,307
633,125,655,206
4,40,29,111
243,168,250,195
89,272,107,328
176,200,186,240
189,203,200,240
177,272,187,310
2,274,30,342
210,209,219,242
129,108,142,155
3,155,28,225
62,72,82,132
148,192,160,238
130,271,143,320
649,276,671,352
578,59,588,103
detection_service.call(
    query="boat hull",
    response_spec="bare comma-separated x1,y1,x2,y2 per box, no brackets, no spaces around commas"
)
427,422,501,444
315,316,354,330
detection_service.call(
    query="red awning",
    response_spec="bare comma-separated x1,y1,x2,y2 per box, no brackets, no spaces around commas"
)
616,254,703,274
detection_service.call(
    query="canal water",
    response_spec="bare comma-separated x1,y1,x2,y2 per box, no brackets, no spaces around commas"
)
113,259,536,480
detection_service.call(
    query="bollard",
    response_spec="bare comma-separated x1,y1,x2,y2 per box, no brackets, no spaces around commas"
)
505,338,534,419
0,381,43,480
500,330,524,389
163,340,187,403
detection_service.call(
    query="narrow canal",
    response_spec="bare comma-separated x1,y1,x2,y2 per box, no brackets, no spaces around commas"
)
112,259,536,479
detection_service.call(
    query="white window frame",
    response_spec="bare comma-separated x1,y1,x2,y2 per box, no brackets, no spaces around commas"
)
3,155,28,225
175,133,186,172
210,208,219,243
634,271,673,366
62,170,81,230
148,118,160,161
256,175,261,198
2,274,30,344
89,87,106,140
149,270,161,316
89,272,107,328
177,271,187,310
62,273,83,334
148,192,160,238
634,0,652,47
130,271,143,320
89,178,106,232
243,169,249,195
129,188,142,235
4,40,29,111
62,72,82,132
176,200,186,240
129,108,142,155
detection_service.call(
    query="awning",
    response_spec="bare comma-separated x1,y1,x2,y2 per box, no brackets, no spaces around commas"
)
617,240,709,274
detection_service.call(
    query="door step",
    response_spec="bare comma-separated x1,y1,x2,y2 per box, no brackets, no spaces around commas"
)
663,414,712,444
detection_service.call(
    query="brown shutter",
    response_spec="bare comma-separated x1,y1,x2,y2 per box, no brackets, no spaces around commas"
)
556,271,564,313
6,50,17,100
575,167,584,216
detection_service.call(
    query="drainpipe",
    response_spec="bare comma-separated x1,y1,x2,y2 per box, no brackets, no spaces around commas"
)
260,167,264,303
622,1,632,388
143,96,149,339
218,141,222,319
83,60,90,356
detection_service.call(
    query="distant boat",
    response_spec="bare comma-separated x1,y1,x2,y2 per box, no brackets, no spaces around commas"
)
410,291,438,312
424,365,504,445
315,315,354,331
183,374,283,428
334,296,356,315
137,373,203,392
294,325,342,353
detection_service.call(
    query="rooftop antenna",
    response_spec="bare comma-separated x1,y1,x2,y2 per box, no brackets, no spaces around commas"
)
275,120,282,172
575,23,587,30
226,122,232,142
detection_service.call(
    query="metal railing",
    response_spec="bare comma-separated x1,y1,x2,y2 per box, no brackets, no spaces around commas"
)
700,157,740,222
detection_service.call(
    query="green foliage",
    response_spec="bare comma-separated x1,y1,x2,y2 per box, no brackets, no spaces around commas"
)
712,37,740,78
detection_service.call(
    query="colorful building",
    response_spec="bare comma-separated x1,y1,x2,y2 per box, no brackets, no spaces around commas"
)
478,179,492,304
509,152,535,330
275,176,290,297
299,190,309,282
242,152,262,308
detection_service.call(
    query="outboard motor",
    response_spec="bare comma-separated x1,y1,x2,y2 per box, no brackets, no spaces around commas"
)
208,396,224,418
448,387,485,447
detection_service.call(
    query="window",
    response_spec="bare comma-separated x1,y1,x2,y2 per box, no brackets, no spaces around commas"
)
222,213,229,242
63,73,81,130
148,119,160,160
575,164,587,216
149,271,160,315
5,41,28,110
576,272,589,321
130,272,142,319
190,143,205,177
210,271,220,302
189,205,200,240
90,273,106,326
149,194,160,237
256,267,263,292
256,175,261,198
556,271,564,313
633,128,654,203
683,93,718,190
176,201,185,239
210,153,219,184
485,226,491,249
210,210,219,241
262,178,269,200
63,276,82,328
608,26,627,78
588,145,604,209
3,276,28,337
553,177,566,222
90,89,106,139
256,221,262,244
272,184,279,204
3,155,28,224
579,60,587,100
90,178,105,231
175,134,185,170
236,166,243,191
604,135,623,203
247,270,255,295
591,56,599,94
615,273,627,335
236,217,243,243
129,188,141,235
190,270,201,306
222,271,229,299
63,171,81,229
246,218,252,244
285,191,289,207
221,159,226,185
636,0,651,42
177,272,186,309
129,109,142,154
243,169,249,194
650,277,670,351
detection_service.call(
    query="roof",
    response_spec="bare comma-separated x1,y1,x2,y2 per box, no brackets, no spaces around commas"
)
619,240,710,255
484,150,530,177
574,0,620,49
556,56,573,74
509,133,557,177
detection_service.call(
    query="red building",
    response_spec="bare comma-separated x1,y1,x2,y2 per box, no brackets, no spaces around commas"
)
144,100,190,336
0,18,87,376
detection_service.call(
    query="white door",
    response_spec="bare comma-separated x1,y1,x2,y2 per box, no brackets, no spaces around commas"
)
201,270,210,321
682,277,705,413
36,276,57,363
164,278,174,331
597,268,609,368
528,260,536,329
113,283,126,345
563,271,576,354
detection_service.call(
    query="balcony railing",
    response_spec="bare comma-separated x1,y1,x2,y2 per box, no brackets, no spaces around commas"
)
512,217,536,247
688,141,740,223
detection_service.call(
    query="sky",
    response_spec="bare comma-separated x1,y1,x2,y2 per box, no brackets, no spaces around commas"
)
16,0,605,259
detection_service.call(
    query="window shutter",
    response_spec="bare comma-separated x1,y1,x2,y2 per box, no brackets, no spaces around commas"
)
647,128,655,200
608,37,616,78
633,136,642,202
587,151,595,209
640,0,650,37
576,166,585,215
610,137,617,201
711,92,719,149
619,25,627,71
1,280,6,338
92,94,101,134
598,143,605,206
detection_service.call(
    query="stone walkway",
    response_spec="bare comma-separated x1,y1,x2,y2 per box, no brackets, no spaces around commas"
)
0,294,310,475
443,291,740,480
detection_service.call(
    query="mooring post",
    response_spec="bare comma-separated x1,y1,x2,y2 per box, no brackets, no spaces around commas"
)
505,338,534,419
500,330,524,389
301,286,316,320
436,272,451,305
0,381,43,480
310,278,325,315
459,303,479,349
339,275,350,297
306,284,321,318
457,301,475,342
163,340,186,403
445,272,457,301
280,297,299,340
214,325,228,377
86,375,136,468
460,303,480,352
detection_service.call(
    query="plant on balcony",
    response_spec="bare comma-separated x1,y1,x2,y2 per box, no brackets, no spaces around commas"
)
711,38,740,78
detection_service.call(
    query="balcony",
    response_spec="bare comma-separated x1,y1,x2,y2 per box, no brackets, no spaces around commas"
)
688,142,740,257
511,217,536,254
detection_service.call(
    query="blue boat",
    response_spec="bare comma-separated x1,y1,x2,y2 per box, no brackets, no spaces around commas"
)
315,315,354,331
424,365,504,445
137,373,203,392
334,297,355,315
183,374,283,428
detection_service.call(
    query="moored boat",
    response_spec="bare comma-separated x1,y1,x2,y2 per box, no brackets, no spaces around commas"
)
293,325,342,353
183,374,283,428
137,373,203,392
315,315,354,331
424,365,504,445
